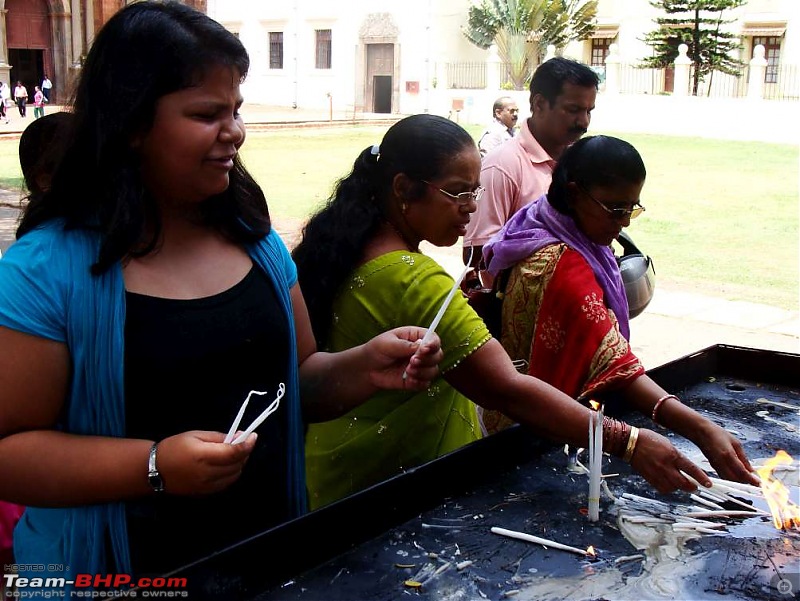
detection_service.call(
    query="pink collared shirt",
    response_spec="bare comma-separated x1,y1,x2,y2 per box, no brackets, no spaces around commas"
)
464,119,556,247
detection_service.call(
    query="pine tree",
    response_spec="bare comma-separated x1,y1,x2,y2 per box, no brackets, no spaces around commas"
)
640,0,745,96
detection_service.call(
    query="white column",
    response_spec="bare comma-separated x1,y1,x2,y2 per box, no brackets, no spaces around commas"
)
748,44,767,100
544,44,556,62
673,43,692,96
486,43,501,91
0,7,11,87
604,43,620,94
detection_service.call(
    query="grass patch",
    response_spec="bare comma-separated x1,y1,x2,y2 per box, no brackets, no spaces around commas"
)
0,141,23,193
0,127,796,310
596,132,798,308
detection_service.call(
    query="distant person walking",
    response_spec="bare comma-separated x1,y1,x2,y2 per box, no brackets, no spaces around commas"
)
0,82,9,124
13,81,28,118
33,86,48,119
41,75,53,102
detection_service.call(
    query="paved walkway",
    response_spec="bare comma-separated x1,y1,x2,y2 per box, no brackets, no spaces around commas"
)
0,104,398,138
1,102,797,369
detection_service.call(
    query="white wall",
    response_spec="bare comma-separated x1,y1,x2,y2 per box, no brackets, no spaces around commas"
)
208,0,490,113
207,0,800,112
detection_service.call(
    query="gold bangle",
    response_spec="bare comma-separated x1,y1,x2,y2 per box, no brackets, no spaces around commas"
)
622,426,640,463
652,394,680,426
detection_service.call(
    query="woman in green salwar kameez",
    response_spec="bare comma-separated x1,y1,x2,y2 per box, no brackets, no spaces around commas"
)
303,251,489,508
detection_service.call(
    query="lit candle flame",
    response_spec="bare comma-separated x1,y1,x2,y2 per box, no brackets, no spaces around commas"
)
756,450,800,530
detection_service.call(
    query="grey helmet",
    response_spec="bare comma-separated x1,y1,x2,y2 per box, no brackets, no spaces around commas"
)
615,231,655,319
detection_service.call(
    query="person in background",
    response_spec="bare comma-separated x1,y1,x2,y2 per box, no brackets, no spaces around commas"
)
0,503,22,574
481,135,759,487
0,0,442,585
293,113,724,512
463,57,599,288
32,86,48,120
13,81,28,118
19,111,72,195
478,96,518,157
0,81,9,124
41,74,53,103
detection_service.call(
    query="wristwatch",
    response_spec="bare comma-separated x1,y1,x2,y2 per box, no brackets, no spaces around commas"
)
147,442,165,493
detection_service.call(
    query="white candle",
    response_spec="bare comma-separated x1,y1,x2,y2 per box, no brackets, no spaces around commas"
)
419,260,472,347
403,248,474,380
587,404,603,522
491,527,592,556
683,510,763,519
224,389,269,443
420,246,474,347
231,383,285,445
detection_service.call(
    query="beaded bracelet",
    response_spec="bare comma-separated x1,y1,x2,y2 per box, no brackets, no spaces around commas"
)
652,394,680,426
622,426,640,462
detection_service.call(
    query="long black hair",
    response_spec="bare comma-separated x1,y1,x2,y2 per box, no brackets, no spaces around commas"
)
547,135,646,214
18,0,270,274
292,114,475,347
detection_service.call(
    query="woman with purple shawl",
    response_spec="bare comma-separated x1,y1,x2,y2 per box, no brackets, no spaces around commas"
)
481,135,758,487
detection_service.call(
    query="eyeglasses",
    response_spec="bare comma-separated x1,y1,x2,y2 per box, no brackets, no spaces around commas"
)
422,180,485,206
580,186,645,220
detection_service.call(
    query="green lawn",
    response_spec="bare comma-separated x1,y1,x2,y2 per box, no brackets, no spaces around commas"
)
1,126,797,311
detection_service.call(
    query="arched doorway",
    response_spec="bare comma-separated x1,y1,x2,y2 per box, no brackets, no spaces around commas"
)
6,0,52,100
358,13,399,114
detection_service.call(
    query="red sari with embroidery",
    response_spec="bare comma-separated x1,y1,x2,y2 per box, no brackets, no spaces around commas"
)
481,243,644,434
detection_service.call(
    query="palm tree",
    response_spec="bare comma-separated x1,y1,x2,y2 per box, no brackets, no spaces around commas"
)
463,0,598,90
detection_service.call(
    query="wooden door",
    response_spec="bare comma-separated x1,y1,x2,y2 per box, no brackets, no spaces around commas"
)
366,44,393,113
664,65,675,93
6,0,52,95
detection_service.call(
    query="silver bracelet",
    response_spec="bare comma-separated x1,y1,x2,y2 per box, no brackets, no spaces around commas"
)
147,442,165,493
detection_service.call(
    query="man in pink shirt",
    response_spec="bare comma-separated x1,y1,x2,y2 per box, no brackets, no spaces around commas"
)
463,57,599,286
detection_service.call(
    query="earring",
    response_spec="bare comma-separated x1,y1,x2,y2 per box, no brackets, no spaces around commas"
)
401,202,408,214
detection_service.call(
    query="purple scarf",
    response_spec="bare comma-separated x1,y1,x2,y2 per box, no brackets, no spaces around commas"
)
483,194,631,340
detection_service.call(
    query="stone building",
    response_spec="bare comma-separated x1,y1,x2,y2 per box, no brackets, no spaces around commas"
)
2,0,795,109
0,0,206,103
206,0,798,115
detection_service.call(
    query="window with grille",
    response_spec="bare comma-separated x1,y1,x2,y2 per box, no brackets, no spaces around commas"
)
269,32,284,69
590,38,612,66
315,29,332,69
752,36,781,84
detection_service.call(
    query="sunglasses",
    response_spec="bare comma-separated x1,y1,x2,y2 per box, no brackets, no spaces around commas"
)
580,186,645,220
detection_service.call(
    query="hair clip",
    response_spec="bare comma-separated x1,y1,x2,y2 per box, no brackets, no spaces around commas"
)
370,144,380,160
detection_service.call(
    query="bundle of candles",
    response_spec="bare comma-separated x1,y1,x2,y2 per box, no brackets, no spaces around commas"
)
587,401,604,522
224,383,285,445
616,472,773,535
